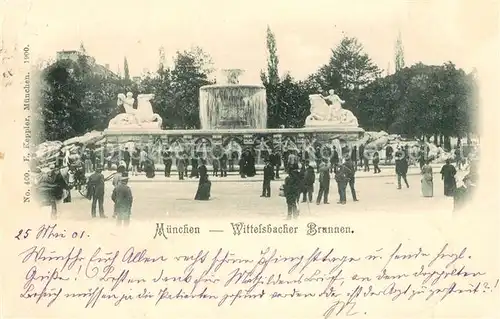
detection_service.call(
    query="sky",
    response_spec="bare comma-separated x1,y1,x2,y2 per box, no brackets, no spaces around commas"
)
18,0,499,83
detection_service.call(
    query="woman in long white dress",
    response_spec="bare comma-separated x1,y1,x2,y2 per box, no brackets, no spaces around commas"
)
421,160,434,197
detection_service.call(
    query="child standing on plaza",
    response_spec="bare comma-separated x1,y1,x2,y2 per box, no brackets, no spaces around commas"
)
112,173,133,226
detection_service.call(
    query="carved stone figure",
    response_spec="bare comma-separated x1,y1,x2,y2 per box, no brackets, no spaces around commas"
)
108,93,163,130
136,94,163,127
305,91,359,127
115,93,140,125
324,89,344,112
222,69,244,84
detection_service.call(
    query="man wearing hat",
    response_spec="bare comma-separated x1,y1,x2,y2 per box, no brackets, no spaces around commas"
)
301,160,315,203
343,157,358,202
123,147,131,172
335,159,351,205
261,159,274,197
316,158,331,205
283,167,301,219
395,147,409,189
112,172,133,226
87,166,106,218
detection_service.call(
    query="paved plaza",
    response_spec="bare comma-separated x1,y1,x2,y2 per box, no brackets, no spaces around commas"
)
51,164,461,221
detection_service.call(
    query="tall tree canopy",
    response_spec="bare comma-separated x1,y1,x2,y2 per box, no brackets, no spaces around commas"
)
356,62,478,149
142,46,214,129
329,37,381,91
261,26,282,128
34,56,122,142
35,46,214,142
307,36,381,116
123,57,130,81
394,31,405,72
261,25,280,86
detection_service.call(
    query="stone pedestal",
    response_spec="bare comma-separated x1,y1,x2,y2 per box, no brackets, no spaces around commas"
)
107,113,162,130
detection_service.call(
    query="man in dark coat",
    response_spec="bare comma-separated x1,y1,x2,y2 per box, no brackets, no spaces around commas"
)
418,147,426,169
301,161,315,203
112,173,133,226
89,148,97,171
284,168,301,219
87,167,106,218
183,153,189,177
287,151,298,174
440,159,457,196
395,148,410,189
359,145,368,171
162,148,172,177
314,146,322,171
131,148,140,176
123,147,131,171
316,159,331,205
335,161,351,205
176,155,185,180
261,159,274,197
246,151,256,177
220,153,228,177
351,146,358,170
270,151,282,179
282,149,290,173
403,145,410,159
344,157,358,201
372,151,381,174
212,156,220,177
330,148,340,174
238,155,246,178
385,145,393,165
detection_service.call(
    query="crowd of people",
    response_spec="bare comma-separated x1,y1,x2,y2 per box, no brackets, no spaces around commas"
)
32,140,478,222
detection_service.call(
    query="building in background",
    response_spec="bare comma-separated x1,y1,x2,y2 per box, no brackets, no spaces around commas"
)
56,50,118,79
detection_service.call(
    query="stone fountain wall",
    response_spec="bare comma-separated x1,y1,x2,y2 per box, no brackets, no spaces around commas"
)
34,128,475,171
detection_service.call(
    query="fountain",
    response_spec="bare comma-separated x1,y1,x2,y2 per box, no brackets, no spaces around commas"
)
199,69,267,129
101,69,364,165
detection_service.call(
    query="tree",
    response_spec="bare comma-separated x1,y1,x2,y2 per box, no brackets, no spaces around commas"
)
279,74,311,128
330,37,381,92
306,64,342,94
168,47,214,129
356,62,478,149
394,31,405,72
306,36,381,114
141,63,173,129
34,57,122,142
123,57,130,81
260,26,283,128
263,73,310,128
261,26,280,86
158,46,166,72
